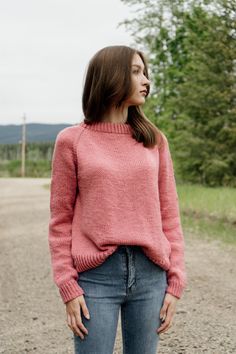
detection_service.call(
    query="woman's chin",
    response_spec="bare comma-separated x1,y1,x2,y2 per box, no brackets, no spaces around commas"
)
125,97,146,107
132,98,146,106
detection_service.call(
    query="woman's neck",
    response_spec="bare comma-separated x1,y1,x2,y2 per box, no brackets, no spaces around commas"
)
101,105,128,124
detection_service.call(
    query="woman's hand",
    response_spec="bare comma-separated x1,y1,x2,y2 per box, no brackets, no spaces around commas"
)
157,293,179,335
66,295,90,340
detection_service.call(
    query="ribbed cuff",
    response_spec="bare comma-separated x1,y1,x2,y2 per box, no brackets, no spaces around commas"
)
166,281,185,299
59,279,85,304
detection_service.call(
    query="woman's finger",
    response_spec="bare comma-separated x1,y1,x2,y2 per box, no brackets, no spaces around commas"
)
67,313,72,329
160,299,169,320
79,297,90,320
158,319,173,334
157,305,175,334
75,312,89,336
71,315,85,339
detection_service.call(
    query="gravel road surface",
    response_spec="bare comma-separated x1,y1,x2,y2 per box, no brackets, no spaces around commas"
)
0,178,236,354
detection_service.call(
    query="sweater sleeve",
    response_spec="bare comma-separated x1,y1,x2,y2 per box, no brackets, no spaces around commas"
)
48,127,85,304
158,133,187,299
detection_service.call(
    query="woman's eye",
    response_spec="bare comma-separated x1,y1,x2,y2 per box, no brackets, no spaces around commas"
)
132,70,146,76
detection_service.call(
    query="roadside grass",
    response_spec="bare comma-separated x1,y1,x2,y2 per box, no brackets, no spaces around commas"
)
0,160,51,177
177,184,236,246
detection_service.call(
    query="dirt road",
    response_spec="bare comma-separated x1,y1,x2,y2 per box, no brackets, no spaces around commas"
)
0,178,236,354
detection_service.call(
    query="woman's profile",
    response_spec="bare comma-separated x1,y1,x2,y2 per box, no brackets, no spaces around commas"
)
48,44,187,354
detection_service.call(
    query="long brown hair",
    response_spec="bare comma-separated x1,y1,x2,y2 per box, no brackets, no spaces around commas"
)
82,45,164,148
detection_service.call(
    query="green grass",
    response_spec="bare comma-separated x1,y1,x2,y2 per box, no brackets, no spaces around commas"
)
177,183,236,223
181,213,236,245
0,160,51,177
177,183,236,246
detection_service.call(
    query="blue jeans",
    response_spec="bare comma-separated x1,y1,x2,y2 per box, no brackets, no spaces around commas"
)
74,245,168,354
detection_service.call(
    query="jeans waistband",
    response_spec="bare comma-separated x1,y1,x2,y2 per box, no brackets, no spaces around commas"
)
116,245,142,254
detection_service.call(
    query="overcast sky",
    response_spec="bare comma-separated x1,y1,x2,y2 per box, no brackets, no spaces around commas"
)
0,0,137,126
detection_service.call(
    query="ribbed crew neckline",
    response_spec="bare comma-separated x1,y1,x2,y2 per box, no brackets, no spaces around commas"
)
81,121,132,134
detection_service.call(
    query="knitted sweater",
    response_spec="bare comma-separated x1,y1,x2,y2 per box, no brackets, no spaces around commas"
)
48,121,187,304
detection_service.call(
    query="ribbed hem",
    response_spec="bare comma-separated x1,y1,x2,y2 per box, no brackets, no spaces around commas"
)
165,281,185,299
80,121,132,134
59,279,85,304
73,245,119,272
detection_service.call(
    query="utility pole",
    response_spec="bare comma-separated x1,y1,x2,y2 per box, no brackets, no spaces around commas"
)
21,113,26,177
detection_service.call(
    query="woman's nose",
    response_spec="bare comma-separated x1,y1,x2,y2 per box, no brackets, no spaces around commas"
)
142,75,151,85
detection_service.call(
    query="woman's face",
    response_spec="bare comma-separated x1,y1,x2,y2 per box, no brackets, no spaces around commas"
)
125,53,151,106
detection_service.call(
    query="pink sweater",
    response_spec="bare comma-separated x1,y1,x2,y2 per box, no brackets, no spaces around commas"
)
48,121,187,303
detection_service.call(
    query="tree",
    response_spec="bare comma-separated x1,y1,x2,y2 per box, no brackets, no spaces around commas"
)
119,0,236,186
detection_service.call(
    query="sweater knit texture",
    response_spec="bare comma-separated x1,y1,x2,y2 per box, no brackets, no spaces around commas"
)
48,121,187,303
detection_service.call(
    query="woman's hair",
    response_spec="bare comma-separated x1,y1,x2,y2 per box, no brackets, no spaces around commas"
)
82,45,164,148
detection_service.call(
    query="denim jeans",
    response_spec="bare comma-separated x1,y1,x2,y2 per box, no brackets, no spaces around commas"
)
74,245,168,354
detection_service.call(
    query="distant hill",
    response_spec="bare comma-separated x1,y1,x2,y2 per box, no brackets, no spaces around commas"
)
0,123,78,144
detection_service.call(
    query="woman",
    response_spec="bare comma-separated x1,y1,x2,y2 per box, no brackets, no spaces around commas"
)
48,45,187,354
